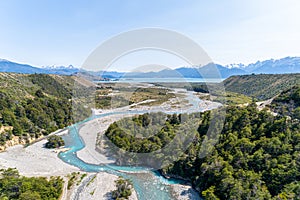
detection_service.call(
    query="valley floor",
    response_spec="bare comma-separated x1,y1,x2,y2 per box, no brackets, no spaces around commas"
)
0,87,218,199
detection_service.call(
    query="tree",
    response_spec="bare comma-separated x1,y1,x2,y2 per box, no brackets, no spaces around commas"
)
111,178,133,200
45,135,65,148
35,89,44,98
1,109,17,126
202,186,220,200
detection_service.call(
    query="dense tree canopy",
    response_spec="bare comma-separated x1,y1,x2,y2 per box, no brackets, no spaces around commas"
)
0,73,90,147
105,112,179,153
105,104,300,199
0,168,63,200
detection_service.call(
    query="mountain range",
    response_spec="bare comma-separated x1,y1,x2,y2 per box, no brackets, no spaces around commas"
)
0,59,80,75
0,56,299,78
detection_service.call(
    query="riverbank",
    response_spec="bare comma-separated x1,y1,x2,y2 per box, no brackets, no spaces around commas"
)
74,88,216,199
69,172,138,200
0,135,137,200
0,135,79,177
159,170,202,200
76,113,134,165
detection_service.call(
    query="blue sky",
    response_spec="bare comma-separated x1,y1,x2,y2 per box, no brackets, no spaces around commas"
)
0,0,299,71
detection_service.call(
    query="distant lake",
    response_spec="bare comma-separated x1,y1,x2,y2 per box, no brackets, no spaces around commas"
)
97,78,224,83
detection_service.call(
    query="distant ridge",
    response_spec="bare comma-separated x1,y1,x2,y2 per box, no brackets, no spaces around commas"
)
121,64,247,79
117,57,300,78
224,73,300,100
0,59,47,74
0,56,299,78
0,59,80,75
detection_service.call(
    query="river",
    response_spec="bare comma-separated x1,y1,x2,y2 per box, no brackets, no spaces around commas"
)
58,91,218,199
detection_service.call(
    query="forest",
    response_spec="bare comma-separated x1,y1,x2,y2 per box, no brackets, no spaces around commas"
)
0,168,63,200
105,87,300,199
0,73,90,147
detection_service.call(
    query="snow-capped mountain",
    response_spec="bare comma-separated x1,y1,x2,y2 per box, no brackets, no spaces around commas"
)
43,65,77,70
248,57,300,74
225,63,247,69
42,64,80,75
224,57,300,73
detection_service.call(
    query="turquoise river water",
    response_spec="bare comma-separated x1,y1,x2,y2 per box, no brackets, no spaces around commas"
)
58,92,209,199
59,113,187,200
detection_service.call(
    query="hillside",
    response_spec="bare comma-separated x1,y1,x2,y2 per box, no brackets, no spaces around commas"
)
0,73,90,150
270,85,300,119
224,73,300,100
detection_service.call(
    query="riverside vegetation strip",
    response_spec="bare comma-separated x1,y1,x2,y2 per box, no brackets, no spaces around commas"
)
95,83,176,109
